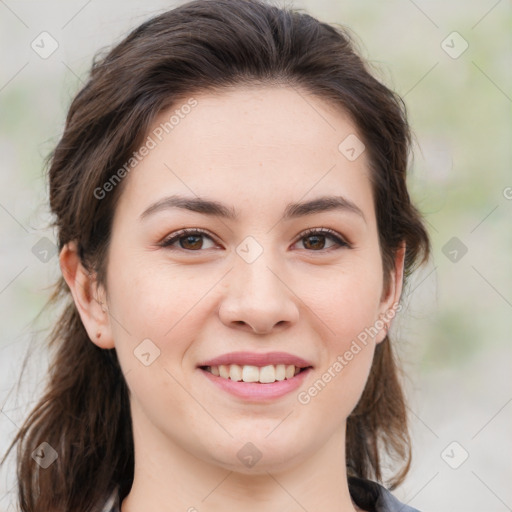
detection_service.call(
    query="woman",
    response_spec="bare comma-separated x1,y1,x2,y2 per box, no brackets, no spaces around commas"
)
2,1,430,511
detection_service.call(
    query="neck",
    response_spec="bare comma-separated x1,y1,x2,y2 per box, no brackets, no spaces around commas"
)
121,400,360,512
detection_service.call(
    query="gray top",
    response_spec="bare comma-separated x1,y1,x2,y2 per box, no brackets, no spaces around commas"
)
347,476,421,511
101,477,421,512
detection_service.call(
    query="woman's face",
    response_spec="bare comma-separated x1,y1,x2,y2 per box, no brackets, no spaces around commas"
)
94,85,402,473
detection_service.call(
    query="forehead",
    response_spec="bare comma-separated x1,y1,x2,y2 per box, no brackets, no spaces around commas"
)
115,85,375,222
153,84,361,160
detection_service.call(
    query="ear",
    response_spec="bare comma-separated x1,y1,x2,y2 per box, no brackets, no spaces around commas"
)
59,241,114,349
375,242,406,344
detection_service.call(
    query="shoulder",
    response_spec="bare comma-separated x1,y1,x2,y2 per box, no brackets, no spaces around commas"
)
348,476,422,512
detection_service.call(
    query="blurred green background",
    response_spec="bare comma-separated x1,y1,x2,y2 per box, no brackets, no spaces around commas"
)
1,1,511,510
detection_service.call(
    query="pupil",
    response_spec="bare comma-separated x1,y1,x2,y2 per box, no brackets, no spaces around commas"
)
305,235,324,250
182,235,202,249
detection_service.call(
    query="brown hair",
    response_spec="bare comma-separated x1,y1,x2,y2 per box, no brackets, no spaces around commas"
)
1,0,430,510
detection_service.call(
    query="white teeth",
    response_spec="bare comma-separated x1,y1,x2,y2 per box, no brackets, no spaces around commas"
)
219,364,230,379
259,365,276,383
229,364,243,381
242,365,259,383
205,363,306,383
275,364,286,381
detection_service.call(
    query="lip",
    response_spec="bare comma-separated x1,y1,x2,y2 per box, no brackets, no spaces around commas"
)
197,351,313,368
199,366,313,401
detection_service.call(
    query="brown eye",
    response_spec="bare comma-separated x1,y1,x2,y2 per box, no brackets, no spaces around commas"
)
296,228,350,251
302,233,328,250
179,234,204,250
160,229,217,251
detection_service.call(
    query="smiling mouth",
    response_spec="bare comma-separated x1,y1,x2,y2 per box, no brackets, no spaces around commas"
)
199,364,312,384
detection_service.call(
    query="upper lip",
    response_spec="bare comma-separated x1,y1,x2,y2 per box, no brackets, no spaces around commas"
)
198,351,313,368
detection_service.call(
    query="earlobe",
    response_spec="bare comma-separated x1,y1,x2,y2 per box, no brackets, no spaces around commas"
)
376,242,406,344
59,242,114,349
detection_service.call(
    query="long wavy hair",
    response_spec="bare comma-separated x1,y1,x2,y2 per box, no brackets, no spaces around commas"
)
1,0,430,510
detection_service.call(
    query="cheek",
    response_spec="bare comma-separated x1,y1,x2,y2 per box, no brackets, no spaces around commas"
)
107,254,214,339
298,308,377,428
121,357,218,462
297,263,382,409
312,262,384,342
106,260,212,428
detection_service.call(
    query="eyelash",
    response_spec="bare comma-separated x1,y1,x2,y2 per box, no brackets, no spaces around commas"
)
159,227,351,252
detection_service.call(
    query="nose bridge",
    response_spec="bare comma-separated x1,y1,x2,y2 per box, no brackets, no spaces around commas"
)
235,239,285,303
239,251,281,299
218,238,299,332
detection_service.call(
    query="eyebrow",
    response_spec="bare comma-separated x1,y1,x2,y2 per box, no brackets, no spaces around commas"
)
139,194,366,223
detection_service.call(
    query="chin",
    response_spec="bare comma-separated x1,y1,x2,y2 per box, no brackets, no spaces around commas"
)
201,435,309,475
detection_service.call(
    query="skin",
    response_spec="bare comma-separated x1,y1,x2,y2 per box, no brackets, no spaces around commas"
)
60,85,405,512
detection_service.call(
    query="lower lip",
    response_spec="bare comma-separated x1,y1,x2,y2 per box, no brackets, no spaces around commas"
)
199,367,312,401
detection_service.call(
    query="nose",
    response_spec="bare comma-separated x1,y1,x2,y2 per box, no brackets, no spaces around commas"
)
218,256,299,335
